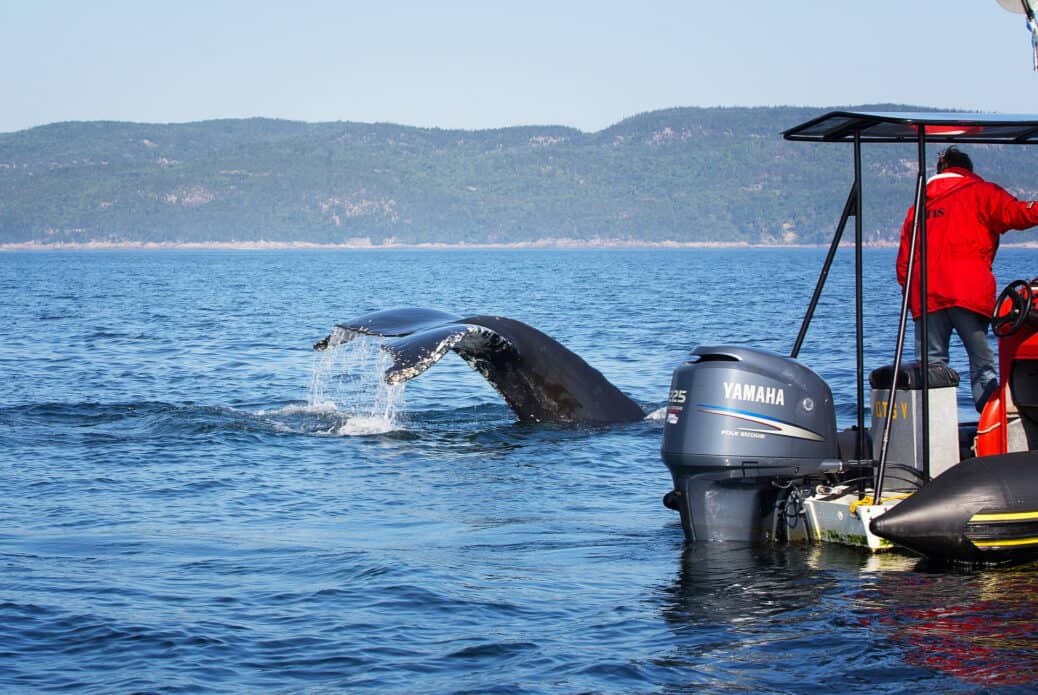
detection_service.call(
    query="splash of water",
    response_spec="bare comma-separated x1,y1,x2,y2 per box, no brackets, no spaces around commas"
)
307,329,406,435
644,406,668,422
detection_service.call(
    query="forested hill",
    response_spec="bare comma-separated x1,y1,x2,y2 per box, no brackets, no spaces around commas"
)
4,105,1038,246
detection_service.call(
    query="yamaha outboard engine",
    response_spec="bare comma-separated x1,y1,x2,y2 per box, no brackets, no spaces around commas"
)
661,346,840,541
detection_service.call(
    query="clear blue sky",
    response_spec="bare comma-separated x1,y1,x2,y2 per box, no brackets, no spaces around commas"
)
3,1,1037,134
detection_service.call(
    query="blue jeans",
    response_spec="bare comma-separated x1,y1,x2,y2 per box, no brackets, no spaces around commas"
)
914,307,998,412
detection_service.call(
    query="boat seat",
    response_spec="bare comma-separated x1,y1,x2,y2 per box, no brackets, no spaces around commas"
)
868,361,960,390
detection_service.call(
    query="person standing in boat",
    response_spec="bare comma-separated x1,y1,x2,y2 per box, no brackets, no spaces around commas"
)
896,145,1038,411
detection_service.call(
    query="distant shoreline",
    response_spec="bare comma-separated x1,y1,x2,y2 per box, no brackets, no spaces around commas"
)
0,239,913,251
5,239,1038,252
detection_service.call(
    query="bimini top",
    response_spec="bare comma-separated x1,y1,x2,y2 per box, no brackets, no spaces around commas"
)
783,111,1038,145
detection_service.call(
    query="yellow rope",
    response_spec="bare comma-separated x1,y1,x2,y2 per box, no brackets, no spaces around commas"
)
849,493,912,514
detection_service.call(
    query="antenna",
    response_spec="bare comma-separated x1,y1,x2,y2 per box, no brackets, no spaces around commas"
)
997,0,1038,70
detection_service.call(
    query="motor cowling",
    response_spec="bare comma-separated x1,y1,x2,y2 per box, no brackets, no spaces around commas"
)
661,345,839,541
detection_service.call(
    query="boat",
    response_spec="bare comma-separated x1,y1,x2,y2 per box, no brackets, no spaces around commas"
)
660,111,1038,566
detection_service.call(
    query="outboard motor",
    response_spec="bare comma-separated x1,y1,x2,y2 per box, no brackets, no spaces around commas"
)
661,346,840,542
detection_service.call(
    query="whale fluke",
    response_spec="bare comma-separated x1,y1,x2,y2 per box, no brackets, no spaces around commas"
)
382,324,500,384
313,308,462,351
314,308,645,424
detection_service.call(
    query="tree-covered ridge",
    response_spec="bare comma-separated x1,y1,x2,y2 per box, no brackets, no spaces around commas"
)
3,106,1038,246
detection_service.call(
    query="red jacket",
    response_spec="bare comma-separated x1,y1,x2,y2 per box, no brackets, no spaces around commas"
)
896,167,1038,319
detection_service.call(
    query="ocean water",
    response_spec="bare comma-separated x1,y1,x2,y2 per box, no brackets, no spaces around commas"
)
2,247,1037,694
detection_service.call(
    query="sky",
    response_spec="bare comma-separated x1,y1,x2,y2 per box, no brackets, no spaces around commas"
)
3,1,1038,134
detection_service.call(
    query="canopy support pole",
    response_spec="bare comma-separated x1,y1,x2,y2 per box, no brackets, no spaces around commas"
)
876,134,929,501
791,181,857,360
791,137,868,462
853,132,866,460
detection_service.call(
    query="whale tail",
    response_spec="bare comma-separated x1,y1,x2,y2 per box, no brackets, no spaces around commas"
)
315,308,645,424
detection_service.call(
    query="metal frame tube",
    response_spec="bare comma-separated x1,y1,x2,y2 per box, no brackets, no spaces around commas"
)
854,132,866,459
876,135,929,501
791,181,857,360
918,138,931,479
790,137,867,461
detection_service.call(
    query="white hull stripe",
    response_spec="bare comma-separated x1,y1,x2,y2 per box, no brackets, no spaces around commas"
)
696,404,825,441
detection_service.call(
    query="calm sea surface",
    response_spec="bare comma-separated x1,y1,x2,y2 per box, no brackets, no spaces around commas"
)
2,247,1038,693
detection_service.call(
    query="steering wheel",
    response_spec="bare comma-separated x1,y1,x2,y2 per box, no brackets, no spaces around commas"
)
991,279,1034,337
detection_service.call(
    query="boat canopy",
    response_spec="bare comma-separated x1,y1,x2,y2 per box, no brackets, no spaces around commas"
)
783,111,1038,145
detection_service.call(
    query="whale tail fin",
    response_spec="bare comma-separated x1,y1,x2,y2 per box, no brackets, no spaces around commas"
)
313,308,462,351
314,308,644,424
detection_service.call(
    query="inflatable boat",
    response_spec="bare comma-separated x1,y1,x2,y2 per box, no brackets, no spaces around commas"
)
660,111,1038,567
